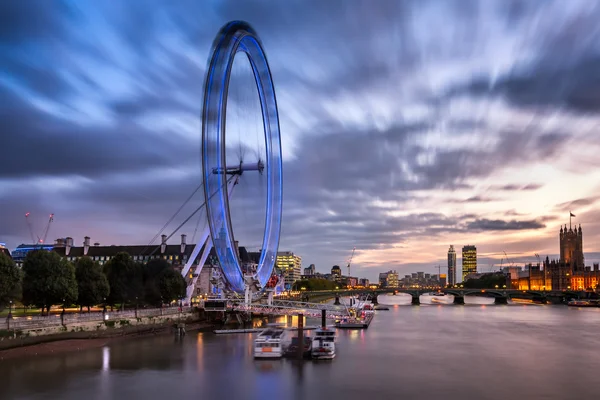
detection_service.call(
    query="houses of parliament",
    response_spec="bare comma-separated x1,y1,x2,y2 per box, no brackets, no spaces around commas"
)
522,223,600,291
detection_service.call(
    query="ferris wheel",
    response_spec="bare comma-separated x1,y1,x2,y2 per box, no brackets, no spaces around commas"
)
180,21,283,302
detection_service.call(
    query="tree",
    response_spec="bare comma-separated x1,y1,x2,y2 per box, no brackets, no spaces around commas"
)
158,268,187,304
292,278,338,291
75,257,110,312
0,253,22,311
103,252,143,309
22,250,78,315
463,273,507,289
143,258,171,306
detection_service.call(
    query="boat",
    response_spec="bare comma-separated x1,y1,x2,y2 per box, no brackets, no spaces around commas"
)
283,335,312,358
373,305,389,310
253,327,285,359
336,311,374,329
336,301,375,329
431,292,446,297
311,327,336,360
567,299,600,307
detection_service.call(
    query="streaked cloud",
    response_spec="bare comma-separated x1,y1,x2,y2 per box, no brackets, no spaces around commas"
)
1,0,600,280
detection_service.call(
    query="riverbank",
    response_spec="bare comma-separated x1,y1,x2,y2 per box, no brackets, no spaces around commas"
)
0,319,216,361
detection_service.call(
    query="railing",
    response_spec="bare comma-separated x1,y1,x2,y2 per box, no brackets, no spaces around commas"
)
3,306,193,331
230,300,349,318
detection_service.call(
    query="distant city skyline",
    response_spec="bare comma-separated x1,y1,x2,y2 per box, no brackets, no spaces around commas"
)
2,1,600,283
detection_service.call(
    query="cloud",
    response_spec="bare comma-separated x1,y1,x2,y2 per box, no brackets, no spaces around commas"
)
467,219,546,231
1,0,600,280
449,196,501,203
554,197,600,212
490,183,543,191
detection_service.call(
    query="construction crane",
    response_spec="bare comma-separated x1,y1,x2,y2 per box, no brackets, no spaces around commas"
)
41,214,54,244
24,212,37,244
347,247,356,277
503,251,515,267
24,212,54,245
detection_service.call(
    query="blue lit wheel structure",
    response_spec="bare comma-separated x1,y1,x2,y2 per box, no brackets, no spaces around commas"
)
202,21,283,294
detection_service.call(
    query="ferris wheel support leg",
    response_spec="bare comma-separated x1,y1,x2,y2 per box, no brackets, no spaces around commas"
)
185,237,214,304
183,178,238,304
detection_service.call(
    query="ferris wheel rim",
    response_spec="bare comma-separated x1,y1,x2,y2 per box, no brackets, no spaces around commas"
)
201,20,283,294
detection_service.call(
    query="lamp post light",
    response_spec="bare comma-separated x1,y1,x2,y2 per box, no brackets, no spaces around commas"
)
135,296,138,318
7,300,13,330
61,299,66,325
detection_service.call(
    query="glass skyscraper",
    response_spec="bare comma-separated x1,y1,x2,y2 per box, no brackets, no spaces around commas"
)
447,245,457,285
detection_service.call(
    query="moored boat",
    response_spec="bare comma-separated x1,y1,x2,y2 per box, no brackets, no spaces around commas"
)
311,327,336,360
568,299,600,307
284,335,312,358
254,327,285,359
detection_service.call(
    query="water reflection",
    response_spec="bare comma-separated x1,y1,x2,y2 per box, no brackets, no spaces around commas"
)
2,305,600,399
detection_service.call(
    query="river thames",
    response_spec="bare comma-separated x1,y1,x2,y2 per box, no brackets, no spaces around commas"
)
2,295,600,400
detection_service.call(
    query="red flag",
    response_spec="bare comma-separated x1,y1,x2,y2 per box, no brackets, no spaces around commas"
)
570,212,576,217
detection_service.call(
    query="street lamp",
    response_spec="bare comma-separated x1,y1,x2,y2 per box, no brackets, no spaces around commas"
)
495,285,499,289
8,300,13,320
135,296,138,318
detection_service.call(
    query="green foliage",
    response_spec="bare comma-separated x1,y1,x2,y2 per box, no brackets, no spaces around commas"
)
292,278,338,291
463,273,507,289
143,258,171,306
75,257,110,308
103,252,143,306
158,268,187,304
22,250,78,313
0,253,22,310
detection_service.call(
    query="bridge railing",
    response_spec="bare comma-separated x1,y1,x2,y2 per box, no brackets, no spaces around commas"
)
231,303,348,318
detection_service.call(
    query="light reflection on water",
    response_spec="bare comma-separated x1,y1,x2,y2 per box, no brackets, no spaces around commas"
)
2,303,600,400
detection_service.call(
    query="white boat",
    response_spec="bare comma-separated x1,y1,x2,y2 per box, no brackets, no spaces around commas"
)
254,327,285,359
311,327,336,360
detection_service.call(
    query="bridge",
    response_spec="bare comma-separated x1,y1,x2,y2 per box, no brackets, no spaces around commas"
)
296,288,599,305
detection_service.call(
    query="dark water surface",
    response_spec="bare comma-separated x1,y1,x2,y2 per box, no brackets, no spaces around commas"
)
3,300,600,400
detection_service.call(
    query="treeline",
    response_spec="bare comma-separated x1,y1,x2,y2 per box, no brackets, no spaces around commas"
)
462,273,507,289
292,278,338,291
0,250,187,314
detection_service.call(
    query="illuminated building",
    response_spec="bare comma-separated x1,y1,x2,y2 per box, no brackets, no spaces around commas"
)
447,245,457,285
359,278,370,287
560,225,584,270
331,265,342,278
379,270,399,288
0,242,12,259
11,243,55,267
515,225,600,291
461,245,477,282
439,273,447,287
303,264,316,276
276,251,302,288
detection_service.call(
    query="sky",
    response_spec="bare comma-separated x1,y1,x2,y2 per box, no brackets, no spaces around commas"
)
1,0,600,281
